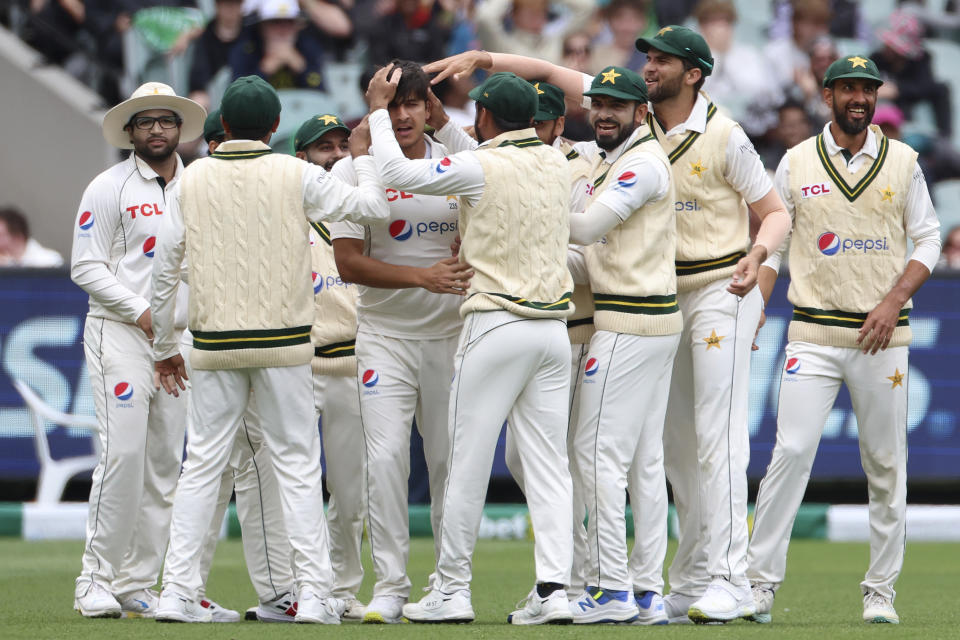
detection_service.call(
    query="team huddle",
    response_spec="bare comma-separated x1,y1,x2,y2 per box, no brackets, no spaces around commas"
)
68,24,940,627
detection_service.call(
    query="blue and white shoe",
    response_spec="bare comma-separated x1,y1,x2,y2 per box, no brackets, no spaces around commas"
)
570,587,639,624
632,591,668,625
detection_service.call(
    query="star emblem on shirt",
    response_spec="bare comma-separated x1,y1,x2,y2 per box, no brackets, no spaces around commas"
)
690,159,706,178
703,329,724,350
887,368,904,388
318,114,339,125
848,56,869,69
881,184,895,202
601,68,621,84
658,26,673,36
533,82,545,95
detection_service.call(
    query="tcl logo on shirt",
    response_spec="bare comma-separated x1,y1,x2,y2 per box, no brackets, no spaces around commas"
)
386,189,414,202
125,203,164,218
800,183,832,198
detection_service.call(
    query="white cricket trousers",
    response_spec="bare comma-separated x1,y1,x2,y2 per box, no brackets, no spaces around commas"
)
748,341,909,599
436,310,573,592
661,280,761,593
314,372,366,599
505,342,591,592
163,363,334,600
575,330,679,591
79,316,186,595
190,357,294,605
355,331,456,598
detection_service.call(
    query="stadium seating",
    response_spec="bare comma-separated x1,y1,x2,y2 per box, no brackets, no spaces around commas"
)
933,179,960,239
13,380,99,505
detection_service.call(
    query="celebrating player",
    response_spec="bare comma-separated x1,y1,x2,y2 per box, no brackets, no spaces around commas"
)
70,82,205,619
746,55,941,625
329,60,470,625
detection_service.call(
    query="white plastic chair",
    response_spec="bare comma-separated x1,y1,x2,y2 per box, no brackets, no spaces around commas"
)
12,380,100,505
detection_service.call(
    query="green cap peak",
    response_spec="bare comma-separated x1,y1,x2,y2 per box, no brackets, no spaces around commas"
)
636,25,714,77
294,113,349,151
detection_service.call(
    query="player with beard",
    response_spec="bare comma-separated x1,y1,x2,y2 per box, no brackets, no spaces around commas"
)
71,83,206,619
425,27,792,624
329,60,471,624
294,114,351,170
746,55,940,626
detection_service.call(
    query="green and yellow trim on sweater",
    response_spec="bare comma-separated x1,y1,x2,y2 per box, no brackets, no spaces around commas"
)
192,326,313,351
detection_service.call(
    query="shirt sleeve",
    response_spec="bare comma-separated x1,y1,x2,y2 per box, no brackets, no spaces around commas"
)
762,154,795,274
301,155,390,225
580,72,593,109
151,191,186,361
591,152,671,222
567,244,589,285
434,120,479,154
369,109,486,205
903,161,942,272
326,156,367,241
724,124,774,204
70,175,150,323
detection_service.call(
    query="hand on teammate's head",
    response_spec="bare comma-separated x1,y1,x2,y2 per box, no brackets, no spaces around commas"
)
367,64,402,111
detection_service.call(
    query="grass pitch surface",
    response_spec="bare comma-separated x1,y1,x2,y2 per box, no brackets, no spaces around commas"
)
0,538,954,638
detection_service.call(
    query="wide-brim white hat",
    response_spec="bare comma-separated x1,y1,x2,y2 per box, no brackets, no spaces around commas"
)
102,82,207,149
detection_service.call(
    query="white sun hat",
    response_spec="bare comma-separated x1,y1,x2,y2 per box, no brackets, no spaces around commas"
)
101,82,207,149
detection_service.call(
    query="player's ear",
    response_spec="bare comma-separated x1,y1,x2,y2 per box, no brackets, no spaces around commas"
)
634,102,648,127
295,151,306,160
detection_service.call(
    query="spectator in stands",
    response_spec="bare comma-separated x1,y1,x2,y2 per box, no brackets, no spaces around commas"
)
652,0,697,26
764,0,832,103
590,0,650,72
941,225,960,269
228,0,326,89
759,100,813,170
793,34,838,127
475,0,593,65
0,207,64,267
769,0,869,43
558,31,593,140
184,0,245,110
365,0,453,66
876,103,960,186
872,9,953,138
22,0,86,66
695,0,780,136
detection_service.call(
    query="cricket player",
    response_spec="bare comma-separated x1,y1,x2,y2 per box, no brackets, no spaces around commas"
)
428,79,594,597
746,55,941,625
70,82,205,619
362,66,575,625
150,75,389,624
295,113,368,619
330,60,470,624
424,28,792,623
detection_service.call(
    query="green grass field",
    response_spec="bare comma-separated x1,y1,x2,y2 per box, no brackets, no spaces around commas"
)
0,538,955,638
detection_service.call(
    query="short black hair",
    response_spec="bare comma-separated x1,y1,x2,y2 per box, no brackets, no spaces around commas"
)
484,105,532,133
681,58,706,94
229,125,272,141
389,59,430,105
0,207,29,239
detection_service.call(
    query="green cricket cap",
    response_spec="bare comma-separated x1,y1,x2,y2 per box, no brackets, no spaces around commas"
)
636,25,714,77
822,55,884,88
220,75,282,131
530,80,566,121
468,72,538,123
294,113,349,151
203,108,225,143
583,66,648,103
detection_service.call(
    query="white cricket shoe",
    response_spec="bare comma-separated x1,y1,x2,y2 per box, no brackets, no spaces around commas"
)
255,592,297,622
294,589,344,624
402,588,475,623
662,591,699,625
863,591,899,624
74,580,121,619
745,584,774,624
632,590,668,625
200,598,240,622
155,588,213,623
342,598,366,620
118,588,159,618
569,587,639,624
688,577,755,624
507,587,572,625
363,595,406,624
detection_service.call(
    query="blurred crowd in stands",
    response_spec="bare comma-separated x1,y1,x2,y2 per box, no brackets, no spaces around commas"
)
5,0,960,268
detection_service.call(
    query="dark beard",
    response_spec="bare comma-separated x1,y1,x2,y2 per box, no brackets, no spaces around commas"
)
594,120,637,151
647,72,683,104
473,108,485,144
833,101,874,136
134,138,177,161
